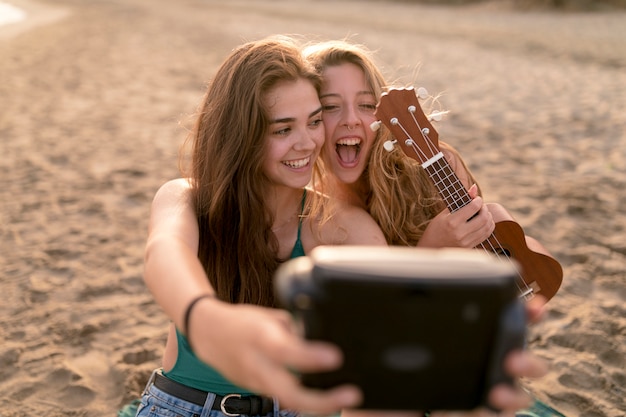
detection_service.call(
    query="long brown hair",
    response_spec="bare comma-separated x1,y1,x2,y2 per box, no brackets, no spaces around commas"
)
183,36,321,306
305,40,478,246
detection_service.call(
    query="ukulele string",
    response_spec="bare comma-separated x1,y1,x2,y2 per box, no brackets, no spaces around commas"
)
476,235,533,299
394,112,463,209
429,155,472,212
391,117,432,163
401,106,534,300
405,108,472,213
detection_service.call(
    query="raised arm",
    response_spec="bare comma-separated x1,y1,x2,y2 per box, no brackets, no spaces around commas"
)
143,178,211,329
143,179,364,414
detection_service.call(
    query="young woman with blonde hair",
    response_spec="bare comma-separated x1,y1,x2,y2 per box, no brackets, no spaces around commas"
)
304,39,494,249
303,38,556,417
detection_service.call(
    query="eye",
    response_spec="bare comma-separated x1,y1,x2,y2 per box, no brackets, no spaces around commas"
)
272,126,291,136
360,102,377,112
321,104,339,112
309,118,323,128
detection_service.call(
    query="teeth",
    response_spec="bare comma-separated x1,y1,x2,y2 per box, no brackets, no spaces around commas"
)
337,138,361,146
283,157,310,169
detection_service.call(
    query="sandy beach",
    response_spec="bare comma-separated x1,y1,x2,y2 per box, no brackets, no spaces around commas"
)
0,0,625,416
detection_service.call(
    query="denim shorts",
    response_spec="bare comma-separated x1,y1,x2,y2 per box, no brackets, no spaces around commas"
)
135,369,299,417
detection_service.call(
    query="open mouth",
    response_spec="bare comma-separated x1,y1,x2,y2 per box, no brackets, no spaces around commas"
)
336,138,361,164
282,156,310,169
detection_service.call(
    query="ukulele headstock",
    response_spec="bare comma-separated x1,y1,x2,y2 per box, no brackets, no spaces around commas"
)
373,87,444,165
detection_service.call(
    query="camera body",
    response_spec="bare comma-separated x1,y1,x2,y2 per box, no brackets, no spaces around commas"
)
274,246,526,411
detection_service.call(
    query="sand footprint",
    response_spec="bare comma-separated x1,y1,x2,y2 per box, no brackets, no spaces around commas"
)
46,367,96,409
122,348,159,365
558,363,605,391
62,351,126,410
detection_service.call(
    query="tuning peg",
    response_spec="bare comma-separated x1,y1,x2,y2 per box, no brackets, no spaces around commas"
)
370,120,382,132
383,140,397,152
428,110,449,122
417,87,428,99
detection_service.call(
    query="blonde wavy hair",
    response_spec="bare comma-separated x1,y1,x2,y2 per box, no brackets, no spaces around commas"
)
304,39,478,246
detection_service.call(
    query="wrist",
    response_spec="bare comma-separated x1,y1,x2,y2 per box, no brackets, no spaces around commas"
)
183,294,216,338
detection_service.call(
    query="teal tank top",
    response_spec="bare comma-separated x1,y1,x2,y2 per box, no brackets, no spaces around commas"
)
289,189,306,258
164,190,307,393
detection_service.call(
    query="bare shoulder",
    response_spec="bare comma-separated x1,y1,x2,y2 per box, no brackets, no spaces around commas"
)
150,178,195,227
308,191,386,246
153,178,192,202
148,178,199,246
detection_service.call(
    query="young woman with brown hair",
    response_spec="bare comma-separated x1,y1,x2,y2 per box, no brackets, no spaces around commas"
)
135,36,385,417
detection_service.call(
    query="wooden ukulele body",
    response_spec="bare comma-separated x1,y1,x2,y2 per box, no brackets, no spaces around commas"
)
375,87,563,301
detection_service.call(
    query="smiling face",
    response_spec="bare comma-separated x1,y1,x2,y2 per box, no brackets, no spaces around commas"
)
262,78,324,190
319,62,378,186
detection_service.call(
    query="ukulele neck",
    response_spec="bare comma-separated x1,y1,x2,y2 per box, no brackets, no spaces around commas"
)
421,152,471,213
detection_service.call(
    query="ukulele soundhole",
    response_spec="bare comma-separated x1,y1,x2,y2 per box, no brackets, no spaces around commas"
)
492,247,511,257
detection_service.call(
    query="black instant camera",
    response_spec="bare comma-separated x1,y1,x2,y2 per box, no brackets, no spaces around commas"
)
274,246,526,412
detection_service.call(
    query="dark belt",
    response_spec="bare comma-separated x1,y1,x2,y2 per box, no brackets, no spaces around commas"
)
153,372,274,416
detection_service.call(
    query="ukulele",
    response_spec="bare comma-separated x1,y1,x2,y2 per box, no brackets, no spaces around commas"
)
373,87,563,301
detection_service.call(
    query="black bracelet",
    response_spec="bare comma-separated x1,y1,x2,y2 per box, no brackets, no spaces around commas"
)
183,294,215,337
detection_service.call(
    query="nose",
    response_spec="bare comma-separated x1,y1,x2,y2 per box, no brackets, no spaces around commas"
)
293,126,320,152
342,104,361,129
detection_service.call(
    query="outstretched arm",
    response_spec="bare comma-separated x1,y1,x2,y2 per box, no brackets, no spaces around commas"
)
143,179,363,414
143,178,210,330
